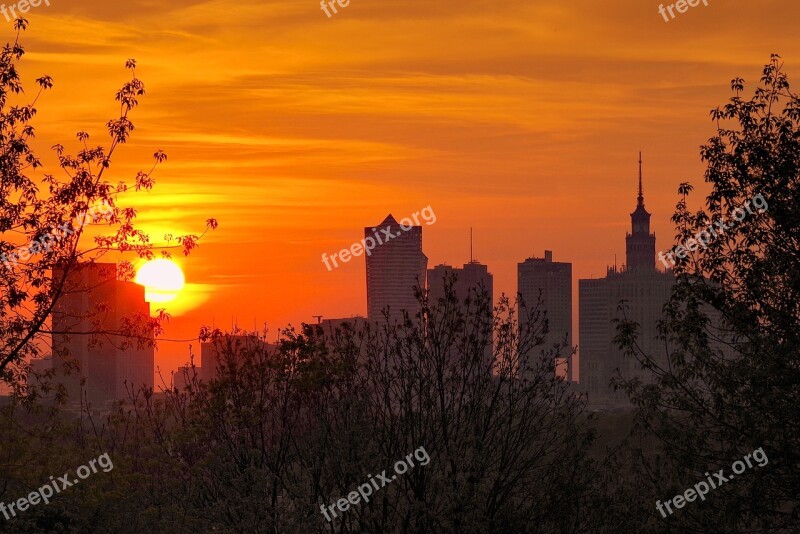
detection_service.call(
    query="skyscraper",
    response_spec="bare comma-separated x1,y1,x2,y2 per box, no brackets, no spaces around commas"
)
428,261,494,370
52,262,154,406
517,250,573,380
626,154,658,272
365,214,428,322
578,155,675,407
427,261,493,306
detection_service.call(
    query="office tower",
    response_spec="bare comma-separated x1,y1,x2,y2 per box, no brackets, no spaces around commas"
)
52,262,154,406
518,250,573,380
365,214,428,323
626,155,658,272
578,155,675,407
427,261,494,306
26,357,54,398
428,261,494,370
200,334,274,382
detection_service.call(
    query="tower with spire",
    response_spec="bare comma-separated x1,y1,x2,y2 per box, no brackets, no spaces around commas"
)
579,152,676,407
625,152,656,272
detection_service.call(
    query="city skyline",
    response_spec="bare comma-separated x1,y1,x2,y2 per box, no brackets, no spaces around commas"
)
223,161,665,389
182,159,673,384
1,2,797,531
10,1,800,382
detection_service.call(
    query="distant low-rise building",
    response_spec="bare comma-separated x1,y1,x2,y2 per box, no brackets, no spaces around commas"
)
172,365,200,391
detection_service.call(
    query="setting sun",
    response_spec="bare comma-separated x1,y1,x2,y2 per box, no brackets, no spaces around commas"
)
135,259,185,303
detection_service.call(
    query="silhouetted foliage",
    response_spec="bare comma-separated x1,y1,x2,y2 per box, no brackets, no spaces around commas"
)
0,23,215,400
0,282,613,533
616,55,800,532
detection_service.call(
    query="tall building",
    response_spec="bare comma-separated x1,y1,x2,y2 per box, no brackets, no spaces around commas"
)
52,263,154,406
626,156,658,272
518,250,573,380
578,155,675,407
365,214,428,322
428,261,494,370
427,261,493,306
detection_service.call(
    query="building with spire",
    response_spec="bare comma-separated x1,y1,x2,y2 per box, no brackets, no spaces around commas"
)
428,229,493,307
425,230,494,371
365,214,428,323
578,155,675,407
626,153,657,272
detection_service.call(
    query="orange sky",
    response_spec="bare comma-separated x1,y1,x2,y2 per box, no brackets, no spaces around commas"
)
12,0,800,384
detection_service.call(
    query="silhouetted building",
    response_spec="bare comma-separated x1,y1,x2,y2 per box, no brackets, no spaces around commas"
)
518,250,573,381
428,261,494,305
52,263,154,406
428,261,494,370
28,356,53,376
579,155,674,407
26,357,54,397
365,214,428,322
172,365,199,391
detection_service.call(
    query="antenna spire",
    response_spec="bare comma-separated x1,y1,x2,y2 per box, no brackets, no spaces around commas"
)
638,151,644,206
470,227,473,263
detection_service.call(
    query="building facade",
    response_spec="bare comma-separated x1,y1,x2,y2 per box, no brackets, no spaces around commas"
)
427,261,493,307
52,263,154,406
428,261,494,370
365,214,428,323
518,250,573,381
578,156,675,407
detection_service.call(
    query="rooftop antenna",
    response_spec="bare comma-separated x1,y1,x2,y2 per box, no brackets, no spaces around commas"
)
312,315,323,324
470,227,474,263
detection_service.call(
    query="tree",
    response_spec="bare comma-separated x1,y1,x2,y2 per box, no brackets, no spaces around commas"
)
95,279,605,533
0,20,216,399
616,55,800,532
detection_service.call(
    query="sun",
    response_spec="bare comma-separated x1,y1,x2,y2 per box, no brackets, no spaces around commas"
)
135,259,185,303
